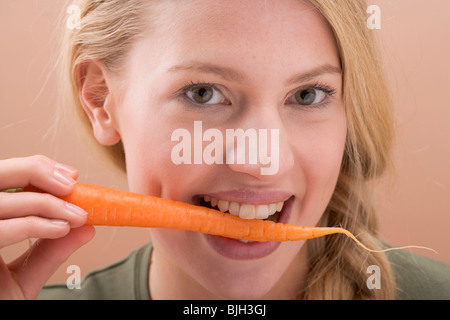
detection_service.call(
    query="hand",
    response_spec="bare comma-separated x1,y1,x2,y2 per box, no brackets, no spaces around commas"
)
0,155,95,299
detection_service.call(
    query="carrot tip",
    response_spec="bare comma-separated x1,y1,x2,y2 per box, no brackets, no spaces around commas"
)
334,228,438,254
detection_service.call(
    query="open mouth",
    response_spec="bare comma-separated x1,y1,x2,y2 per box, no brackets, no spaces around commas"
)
193,194,295,244
195,194,295,259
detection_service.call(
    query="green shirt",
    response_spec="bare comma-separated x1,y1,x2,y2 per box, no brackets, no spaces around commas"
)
38,243,152,300
37,243,450,300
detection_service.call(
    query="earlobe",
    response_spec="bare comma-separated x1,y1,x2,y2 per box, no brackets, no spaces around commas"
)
77,60,121,146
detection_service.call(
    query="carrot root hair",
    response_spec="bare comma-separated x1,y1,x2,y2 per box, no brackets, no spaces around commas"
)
317,227,438,254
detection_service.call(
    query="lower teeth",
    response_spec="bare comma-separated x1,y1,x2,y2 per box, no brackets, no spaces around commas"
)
238,239,251,243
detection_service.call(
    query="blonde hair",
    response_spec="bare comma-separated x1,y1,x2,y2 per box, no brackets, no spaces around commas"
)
61,0,151,170
61,0,397,299
303,0,396,299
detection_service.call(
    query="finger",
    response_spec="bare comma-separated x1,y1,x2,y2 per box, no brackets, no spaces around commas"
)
0,155,78,196
0,216,71,249
0,255,26,299
8,226,95,299
0,191,88,227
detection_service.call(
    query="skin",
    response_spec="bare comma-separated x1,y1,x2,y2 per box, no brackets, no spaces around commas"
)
83,0,346,299
0,0,346,300
0,156,94,299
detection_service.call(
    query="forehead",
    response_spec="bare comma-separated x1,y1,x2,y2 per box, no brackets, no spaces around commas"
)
138,0,340,78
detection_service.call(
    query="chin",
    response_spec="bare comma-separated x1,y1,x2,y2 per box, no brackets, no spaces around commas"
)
210,278,278,300
197,253,292,300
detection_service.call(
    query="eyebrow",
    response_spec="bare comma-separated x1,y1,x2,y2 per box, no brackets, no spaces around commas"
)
286,64,342,85
168,62,245,82
167,61,341,84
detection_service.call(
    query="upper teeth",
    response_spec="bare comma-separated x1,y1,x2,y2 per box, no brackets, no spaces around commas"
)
203,195,284,220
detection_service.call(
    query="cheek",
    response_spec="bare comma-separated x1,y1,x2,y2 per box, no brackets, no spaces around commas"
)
307,128,346,184
118,107,174,195
118,110,209,200
293,116,347,225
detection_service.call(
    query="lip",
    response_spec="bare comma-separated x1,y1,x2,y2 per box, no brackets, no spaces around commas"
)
202,195,295,260
193,189,292,205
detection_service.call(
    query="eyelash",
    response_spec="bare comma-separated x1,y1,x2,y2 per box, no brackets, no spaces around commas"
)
179,81,226,106
287,81,337,108
181,81,223,94
296,82,337,97
179,80,337,107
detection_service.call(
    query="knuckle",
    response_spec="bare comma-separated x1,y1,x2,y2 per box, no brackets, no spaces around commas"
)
21,192,55,217
0,191,7,203
30,155,52,168
36,193,61,211
26,155,56,183
0,195,12,214
20,216,36,237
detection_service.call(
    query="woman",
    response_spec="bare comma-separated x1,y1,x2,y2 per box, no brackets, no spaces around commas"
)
1,0,449,300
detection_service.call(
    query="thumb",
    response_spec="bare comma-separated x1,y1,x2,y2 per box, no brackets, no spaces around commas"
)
8,226,95,299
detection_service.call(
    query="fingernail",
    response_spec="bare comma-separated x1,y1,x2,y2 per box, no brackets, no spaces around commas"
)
65,202,88,216
55,163,77,175
54,169,76,186
51,219,69,226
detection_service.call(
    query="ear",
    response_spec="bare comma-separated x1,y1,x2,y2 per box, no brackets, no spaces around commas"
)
76,60,121,146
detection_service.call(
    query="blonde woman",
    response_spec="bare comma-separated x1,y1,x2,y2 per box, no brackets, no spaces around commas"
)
1,0,449,300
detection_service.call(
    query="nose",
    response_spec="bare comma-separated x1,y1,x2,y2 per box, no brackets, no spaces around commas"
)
225,109,295,180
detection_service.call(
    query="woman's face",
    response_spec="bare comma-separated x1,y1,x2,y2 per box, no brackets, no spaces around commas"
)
109,0,346,299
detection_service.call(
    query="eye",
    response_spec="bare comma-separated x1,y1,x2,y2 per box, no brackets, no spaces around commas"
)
185,84,228,105
285,85,335,107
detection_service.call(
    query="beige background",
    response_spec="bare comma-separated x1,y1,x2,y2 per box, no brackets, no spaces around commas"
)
0,0,449,286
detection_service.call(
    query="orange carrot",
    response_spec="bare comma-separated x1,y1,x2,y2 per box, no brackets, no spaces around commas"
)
22,183,435,253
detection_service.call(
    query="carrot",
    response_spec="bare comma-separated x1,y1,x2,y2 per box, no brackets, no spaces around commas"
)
18,183,436,253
